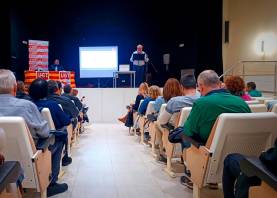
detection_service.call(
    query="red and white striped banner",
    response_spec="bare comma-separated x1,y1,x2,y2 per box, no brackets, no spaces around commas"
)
28,40,49,71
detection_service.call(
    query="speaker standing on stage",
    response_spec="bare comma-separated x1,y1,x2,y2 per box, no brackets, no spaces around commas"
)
130,44,149,87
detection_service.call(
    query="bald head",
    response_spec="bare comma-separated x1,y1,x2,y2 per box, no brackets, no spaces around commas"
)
137,44,143,53
197,70,221,96
0,69,17,95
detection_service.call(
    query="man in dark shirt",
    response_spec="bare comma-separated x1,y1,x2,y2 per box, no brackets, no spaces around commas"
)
29,78,72,166
48,59,64,71
62,84,83,111
47,80,79,119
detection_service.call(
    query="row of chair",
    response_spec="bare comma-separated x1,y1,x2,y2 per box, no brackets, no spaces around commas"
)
130,98,277,198
0,106,84,198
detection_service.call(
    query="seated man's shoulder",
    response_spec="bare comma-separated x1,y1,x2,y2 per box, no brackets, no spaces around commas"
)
168,96,184,103
60,95,76,106
15,97,34,106
45,99,60,107
169,95,198,105
14,97,39,113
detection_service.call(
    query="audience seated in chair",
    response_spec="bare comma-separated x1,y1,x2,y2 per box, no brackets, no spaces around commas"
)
47,80,79,128
153,78,183,113
247,82,262,97
0,128,24,195
118,82,149,127
168,70,251,189
71,88,90,123
0,69,69,197
138,85,161,116
137,85,161,141
29,78,73,166
16,80,31,101
223,138,277,198
155,75,200,164
63,84,83,111
225,76,251,101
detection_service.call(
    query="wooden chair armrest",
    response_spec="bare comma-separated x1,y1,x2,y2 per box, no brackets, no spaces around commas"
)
36,134,55,152
67,124,73,145
32,150,51,193
186,145,212,188
249,181,277,198
160,123,174,131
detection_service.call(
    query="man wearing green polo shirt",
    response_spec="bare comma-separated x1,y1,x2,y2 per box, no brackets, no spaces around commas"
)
183,70,251,143
179,70,251,188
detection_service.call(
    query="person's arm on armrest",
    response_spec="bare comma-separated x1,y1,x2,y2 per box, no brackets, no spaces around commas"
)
36,134,55,152
158,110,172,125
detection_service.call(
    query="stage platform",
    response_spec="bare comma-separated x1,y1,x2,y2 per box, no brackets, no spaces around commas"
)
77,88,138,123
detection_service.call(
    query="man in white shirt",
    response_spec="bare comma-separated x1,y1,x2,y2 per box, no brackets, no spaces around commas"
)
130,44,149,87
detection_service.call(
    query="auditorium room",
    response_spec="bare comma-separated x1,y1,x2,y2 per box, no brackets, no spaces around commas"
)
1,0,277,197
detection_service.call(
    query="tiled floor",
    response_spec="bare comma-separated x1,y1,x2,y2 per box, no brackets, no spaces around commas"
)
53,123,223,198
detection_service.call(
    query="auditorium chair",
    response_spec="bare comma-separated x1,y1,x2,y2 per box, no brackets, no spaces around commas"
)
162,107,192,178
138,101,156,144
240,157,277,198
70,99,83,137
248,104,268,112
149,104,167,157
271,103,277,113
252,97,275,104
264,99,277,107
0,128,22,198
0,117,53,198
249,182,277,198
246,100,260,105
57,104,77,145
185,112,277,198
41,108,73,156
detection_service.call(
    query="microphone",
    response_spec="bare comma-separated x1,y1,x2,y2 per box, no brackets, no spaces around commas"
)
219,62,240,79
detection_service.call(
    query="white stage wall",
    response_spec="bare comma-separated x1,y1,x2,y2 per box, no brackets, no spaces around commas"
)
77,88,138,123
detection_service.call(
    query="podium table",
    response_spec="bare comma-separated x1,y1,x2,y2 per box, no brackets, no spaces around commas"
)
24,71,76,87
113,71,136,88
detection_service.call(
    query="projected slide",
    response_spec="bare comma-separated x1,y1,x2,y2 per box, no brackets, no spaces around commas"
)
79,46,118,78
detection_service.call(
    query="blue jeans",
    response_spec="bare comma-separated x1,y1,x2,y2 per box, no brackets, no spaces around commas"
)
223,154,260,198
133,65,145,87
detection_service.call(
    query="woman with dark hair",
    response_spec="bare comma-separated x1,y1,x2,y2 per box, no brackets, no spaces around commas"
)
152,78,183,113
225,76,251,101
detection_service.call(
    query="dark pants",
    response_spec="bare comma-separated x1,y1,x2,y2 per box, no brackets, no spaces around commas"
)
48,137,66,183
133,65,145,87
223,154,261,198
125,111,133,127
